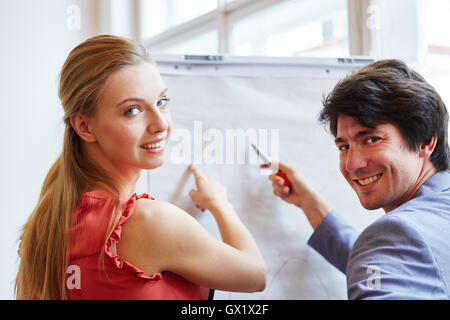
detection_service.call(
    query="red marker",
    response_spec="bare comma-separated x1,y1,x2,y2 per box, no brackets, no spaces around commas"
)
251,143,292,187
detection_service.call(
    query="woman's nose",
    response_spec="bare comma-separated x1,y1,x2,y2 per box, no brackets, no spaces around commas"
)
147,108,169,133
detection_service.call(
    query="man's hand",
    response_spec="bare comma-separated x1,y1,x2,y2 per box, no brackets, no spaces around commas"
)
268,161,316,207
267,161,332,229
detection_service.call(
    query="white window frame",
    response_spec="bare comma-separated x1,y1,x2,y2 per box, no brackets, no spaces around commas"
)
137,0,288,53
102,0,426,67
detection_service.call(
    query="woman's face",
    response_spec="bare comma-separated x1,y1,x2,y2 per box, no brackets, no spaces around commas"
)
89,62,172,172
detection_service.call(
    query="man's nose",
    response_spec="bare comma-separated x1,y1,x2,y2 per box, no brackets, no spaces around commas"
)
345,147,368,172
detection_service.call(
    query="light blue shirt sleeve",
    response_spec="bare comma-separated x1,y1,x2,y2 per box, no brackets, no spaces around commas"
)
307,210,359,274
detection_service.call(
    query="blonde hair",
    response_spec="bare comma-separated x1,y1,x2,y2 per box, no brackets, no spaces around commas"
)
15,35,154,299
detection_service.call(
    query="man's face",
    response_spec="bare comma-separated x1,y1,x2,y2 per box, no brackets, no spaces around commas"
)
335,115,424,212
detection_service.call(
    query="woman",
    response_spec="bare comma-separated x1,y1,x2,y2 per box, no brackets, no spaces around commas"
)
15,35,266,299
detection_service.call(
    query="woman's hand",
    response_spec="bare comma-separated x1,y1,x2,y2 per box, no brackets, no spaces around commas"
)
188,164,230,213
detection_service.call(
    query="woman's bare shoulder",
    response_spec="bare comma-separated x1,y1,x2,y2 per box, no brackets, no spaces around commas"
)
126,198,196,244
117,198,189,275
133,198,187,223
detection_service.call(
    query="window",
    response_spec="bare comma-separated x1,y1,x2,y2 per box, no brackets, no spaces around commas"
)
139,0,349,57
151,30,219,55
135,0,449,110
423,0,450,108
139,0,217,39
229,0,348,57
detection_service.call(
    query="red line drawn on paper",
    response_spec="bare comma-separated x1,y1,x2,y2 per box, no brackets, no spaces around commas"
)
262,255,332,299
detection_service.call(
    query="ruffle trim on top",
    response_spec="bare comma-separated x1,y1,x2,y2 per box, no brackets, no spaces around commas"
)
104,192,163,281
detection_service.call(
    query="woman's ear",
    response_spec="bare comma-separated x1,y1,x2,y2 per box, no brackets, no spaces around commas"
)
70,114,97,143
418,135,437,158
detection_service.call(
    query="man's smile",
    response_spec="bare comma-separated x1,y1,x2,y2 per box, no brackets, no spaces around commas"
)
354,173,383,187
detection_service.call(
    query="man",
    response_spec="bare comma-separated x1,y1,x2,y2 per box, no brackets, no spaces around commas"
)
269,59,450,299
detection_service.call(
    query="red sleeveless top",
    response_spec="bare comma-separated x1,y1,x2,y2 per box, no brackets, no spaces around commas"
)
66,190,203,300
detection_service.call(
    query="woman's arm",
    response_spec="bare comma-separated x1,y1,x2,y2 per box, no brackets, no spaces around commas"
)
116,165,266,292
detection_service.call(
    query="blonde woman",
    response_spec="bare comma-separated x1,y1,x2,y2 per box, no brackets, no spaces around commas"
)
15,35,266,300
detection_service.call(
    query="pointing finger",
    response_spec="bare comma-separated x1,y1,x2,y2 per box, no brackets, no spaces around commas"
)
189,164,206,184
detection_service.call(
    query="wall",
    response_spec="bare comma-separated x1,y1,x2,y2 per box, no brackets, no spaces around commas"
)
0,0,100,299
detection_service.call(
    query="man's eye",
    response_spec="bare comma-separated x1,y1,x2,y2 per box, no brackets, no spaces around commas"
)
157,97,170,108
367,137,381,143
125,106,140,116
338,145,349,151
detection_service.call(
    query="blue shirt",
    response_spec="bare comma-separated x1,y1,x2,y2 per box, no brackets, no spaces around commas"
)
308,170,450,299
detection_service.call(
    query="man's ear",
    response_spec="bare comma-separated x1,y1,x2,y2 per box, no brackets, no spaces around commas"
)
70,114,97,143
418,135,437,158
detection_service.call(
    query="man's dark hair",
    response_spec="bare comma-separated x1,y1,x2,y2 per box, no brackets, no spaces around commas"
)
319,59,449,171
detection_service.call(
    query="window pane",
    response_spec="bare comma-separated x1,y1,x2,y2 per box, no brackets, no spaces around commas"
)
230,0,348,57
425,0,450,48
423,0,450,115
140,0,217,39
150,30,218,54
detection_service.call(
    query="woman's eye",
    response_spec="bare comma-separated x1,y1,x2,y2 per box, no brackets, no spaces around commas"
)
157,97,170,108
124,106,140,116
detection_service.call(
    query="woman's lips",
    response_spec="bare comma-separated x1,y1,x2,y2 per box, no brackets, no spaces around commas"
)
140,139,166,153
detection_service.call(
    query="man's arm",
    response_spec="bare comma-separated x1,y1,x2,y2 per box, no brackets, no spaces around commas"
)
346,214,447,299
307,210,359,274
268,161,332,229
268,161,359,273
